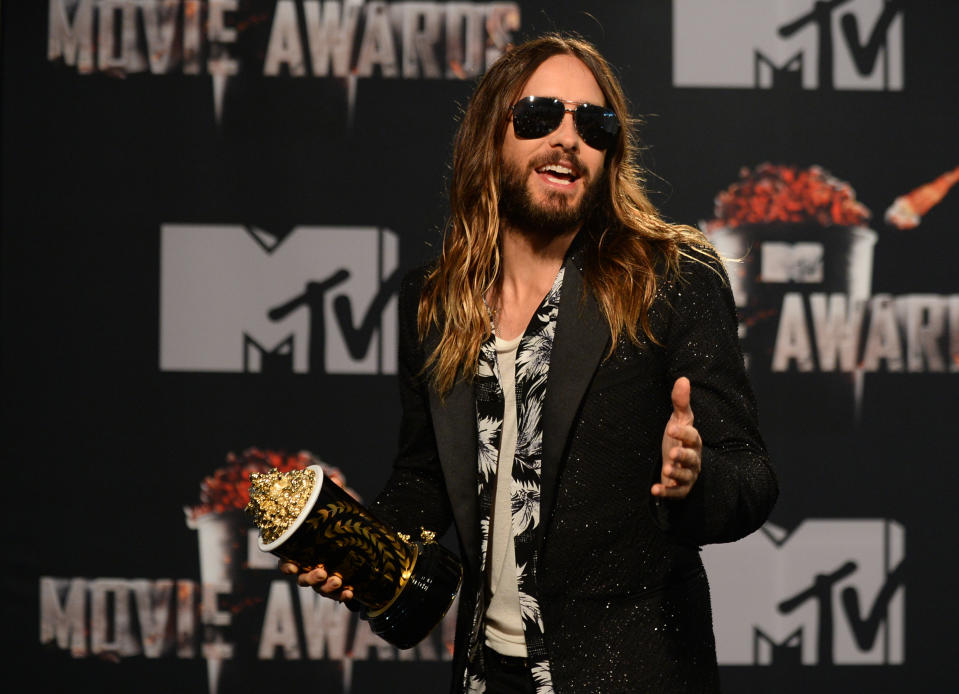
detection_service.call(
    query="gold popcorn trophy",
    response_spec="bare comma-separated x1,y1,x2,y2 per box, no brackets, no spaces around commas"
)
246,465,462,649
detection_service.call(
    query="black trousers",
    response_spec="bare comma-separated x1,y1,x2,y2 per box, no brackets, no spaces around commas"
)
483,645,537,694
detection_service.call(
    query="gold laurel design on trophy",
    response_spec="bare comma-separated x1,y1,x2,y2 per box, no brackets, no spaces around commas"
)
367,527,441,618
305,498,417,610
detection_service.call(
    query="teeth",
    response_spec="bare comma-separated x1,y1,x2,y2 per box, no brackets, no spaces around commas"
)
538,164,577,185
545,174,573,185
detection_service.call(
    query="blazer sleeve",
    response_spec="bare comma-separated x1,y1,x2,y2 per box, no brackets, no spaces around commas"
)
369,267,455,538
651,249,779,545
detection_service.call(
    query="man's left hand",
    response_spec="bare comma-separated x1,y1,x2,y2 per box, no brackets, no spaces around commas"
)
652,376,702,499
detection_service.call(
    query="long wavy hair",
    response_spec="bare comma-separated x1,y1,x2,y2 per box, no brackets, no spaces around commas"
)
419,33,714,395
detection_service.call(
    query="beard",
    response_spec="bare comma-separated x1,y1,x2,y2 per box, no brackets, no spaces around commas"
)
498,154,605,236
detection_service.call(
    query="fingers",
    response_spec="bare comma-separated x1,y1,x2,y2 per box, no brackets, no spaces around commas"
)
295,566,326,587
318,573,343,594
279,561,299,576
652,482,681,498
663,458,696,483
653,447,700,499
666,423,701,449
657,379,700,500
321,577,354,603
651,470,693,498
652,483,688,498
298,567,338,591
670,377,694,424
284,564,353,602
668,441,701,466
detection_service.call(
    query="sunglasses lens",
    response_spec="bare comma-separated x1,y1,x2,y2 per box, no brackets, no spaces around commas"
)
512,98,564,140
575,105,620,150
511,98,620,150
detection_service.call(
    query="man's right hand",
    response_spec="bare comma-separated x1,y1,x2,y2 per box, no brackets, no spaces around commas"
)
280,561,355,602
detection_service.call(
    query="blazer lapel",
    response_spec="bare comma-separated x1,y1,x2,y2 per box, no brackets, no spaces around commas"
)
429,378,481,574
538,258,610,548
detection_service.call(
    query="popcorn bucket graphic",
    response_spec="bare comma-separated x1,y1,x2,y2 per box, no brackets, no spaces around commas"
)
710,224,877,427
187,449,357,694
707,165,877,427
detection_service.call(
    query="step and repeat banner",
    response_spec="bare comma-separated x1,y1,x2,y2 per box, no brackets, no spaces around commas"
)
3,1,957,692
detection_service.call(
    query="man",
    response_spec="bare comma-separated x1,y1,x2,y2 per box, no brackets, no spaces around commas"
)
283,33,777,693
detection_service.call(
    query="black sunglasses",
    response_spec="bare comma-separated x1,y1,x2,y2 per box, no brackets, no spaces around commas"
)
510,96,621,151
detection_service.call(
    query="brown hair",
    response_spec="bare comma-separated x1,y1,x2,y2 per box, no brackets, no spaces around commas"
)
419,32,714,395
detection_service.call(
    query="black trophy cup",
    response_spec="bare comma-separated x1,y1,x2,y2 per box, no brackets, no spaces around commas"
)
246,465,462,649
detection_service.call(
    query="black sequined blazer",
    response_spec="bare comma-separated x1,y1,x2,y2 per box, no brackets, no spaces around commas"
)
371,242,779,693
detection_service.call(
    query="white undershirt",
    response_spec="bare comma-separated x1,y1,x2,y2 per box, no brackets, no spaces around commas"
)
484,333,528,657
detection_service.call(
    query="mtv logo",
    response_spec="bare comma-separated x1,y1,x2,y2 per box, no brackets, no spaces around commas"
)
160,225,399,374
761,242,824,283
702,519,904,665
673,0,903,91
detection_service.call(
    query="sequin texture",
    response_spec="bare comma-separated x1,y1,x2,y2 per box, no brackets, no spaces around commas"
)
369,248,778,693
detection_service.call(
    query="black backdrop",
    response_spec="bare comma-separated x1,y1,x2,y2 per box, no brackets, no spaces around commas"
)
3,1,958,692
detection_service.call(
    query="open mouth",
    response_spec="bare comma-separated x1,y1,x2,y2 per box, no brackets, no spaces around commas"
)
535,163,581,186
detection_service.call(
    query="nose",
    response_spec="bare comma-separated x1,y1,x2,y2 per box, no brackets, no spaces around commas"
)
547,110,579,151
